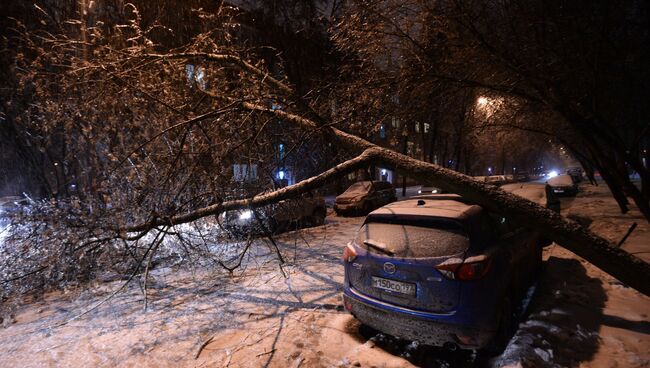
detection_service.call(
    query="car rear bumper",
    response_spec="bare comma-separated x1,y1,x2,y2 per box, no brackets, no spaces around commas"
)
551,186,578,196
343,288,495,349
334,203,361,214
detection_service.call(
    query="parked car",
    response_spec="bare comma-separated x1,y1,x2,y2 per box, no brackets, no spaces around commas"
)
342,194,543,352
334,181,396,216
500,182,560,247
417,185,443,195
500,183,560,213
566,167,583,183
513,171,530,182
222,193,326,237
547,174,579,196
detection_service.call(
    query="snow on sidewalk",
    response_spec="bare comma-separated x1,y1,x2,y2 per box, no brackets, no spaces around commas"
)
495,183,650,368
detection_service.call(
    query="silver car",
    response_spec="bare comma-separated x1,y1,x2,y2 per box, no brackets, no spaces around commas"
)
222,194,326,236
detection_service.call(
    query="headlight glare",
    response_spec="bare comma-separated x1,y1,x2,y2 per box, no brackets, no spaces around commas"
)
239,210,252,220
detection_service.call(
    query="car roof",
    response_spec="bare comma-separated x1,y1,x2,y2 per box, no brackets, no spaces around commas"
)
547,174,574,186
368,194,482,222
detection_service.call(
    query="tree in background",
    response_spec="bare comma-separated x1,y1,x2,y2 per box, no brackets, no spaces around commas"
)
0,0,648,302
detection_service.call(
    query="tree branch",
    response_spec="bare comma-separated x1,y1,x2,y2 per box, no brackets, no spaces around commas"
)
122,147,381,233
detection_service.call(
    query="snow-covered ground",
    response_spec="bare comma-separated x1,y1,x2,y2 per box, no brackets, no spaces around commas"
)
0,182,648,367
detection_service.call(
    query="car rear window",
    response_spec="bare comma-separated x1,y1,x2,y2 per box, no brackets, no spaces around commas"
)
354,222,469,258
345,182,372,194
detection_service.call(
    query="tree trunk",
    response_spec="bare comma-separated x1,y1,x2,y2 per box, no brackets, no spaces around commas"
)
370,148,650,297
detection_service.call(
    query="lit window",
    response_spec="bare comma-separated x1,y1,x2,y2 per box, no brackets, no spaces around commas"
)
278,143,285,160
185,64,195,84
391,117,400,128
407,141,414,155
195,66,206,90
415,123,420,133
233,164,258,182
185,64,206,89
424,123,430,133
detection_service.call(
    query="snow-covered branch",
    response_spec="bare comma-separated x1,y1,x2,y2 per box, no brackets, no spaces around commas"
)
122,147,381,233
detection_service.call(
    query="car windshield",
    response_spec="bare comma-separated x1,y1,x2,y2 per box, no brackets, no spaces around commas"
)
354,222,470,258
345,181,372,195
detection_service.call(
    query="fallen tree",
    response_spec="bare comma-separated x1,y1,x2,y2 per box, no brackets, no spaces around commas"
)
109,51,650,297
123,113,650,297
5,7,649,301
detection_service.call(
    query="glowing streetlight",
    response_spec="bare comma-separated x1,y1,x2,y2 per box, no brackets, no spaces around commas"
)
477,96,488,106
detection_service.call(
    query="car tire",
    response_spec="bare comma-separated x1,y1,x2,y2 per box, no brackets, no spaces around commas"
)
311,208,326,227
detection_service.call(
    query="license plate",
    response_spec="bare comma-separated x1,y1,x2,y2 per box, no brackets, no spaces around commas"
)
372,276,416,296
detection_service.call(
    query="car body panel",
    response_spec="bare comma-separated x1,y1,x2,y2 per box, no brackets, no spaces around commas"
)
334,181,396,215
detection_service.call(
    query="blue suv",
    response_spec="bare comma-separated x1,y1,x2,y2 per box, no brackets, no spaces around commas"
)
342,195,543,352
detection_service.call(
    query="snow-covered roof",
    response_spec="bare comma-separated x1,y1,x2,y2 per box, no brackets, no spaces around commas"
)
547,174,574,187
501,183,547,206
368,195,482,221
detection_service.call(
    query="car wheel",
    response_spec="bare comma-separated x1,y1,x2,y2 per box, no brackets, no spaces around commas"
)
483,294,515,355
311,208,326,227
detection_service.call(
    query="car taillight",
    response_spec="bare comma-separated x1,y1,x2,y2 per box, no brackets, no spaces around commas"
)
343,243,357,262
435,259,491,281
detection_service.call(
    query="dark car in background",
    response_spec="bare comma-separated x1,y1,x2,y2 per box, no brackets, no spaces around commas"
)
334,181,396,216
222,193,326,237
513,171,530,182
566,167,584,183
417,185,443,195
547,174,579,196
342,195,543,352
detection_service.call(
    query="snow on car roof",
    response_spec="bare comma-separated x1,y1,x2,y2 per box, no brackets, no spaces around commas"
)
368,195,482,221
547,174,574,186
501,183,547,206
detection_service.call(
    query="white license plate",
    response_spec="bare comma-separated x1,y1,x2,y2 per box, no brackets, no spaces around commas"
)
372,276,416,296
